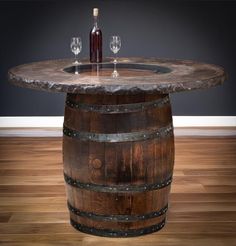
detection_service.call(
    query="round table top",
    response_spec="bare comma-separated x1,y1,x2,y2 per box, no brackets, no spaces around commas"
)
8,57,226,95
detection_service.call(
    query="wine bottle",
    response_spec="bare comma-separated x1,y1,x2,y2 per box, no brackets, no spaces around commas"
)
90,8,102,63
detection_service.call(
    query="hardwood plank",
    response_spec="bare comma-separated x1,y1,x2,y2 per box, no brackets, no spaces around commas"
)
0,170,62,176
169,193,236,202
0,235,235,246
0,205,67,213
0,234,235,246
9,212,68,223
0,222,235,234
0,186,65,194
169,202,236,212
0,136,235,245
167,211,236,222
0,176,64,185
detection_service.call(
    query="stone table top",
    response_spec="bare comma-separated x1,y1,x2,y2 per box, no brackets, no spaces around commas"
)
8,57,226,95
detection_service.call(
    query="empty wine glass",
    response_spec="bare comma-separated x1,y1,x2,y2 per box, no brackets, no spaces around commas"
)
70,37,82,65
110,36,121,77
110,36,121,63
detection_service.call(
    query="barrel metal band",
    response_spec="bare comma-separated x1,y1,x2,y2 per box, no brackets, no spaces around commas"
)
64,172,172,193
68,201,168,222
63,124,173,142
70,218,166,237
66,96,169,114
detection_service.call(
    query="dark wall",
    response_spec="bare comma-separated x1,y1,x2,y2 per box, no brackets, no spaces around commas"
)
0,0,235,116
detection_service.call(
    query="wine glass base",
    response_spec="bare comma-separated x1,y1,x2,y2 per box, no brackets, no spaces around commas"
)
112,70,119,78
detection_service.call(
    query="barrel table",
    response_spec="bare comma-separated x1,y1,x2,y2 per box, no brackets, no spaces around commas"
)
8,58,226,237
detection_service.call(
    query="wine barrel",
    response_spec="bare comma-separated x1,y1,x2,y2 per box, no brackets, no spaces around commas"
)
63,93,174,237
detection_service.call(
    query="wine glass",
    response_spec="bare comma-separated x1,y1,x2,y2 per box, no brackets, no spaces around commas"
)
109,36,121,77
70,37,82,65
110,36,121,63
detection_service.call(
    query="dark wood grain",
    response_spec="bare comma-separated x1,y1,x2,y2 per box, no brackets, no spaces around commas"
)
63,93,174,235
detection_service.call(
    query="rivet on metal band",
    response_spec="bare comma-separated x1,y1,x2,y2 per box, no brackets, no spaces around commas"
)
63,124,173,142
70,218,166,237
67,201,168,222
66,96,169,114
64,172,172,193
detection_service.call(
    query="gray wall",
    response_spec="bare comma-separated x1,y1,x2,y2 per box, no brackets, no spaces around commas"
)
0,0,235,116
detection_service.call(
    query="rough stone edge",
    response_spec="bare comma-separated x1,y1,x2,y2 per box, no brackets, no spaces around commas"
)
8,69,226,95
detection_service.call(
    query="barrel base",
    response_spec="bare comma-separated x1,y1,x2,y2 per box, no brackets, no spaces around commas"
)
70,218,166,237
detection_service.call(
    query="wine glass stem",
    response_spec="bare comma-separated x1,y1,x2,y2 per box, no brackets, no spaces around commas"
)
114,53,117,64
75,54,78,63
75,65,79,74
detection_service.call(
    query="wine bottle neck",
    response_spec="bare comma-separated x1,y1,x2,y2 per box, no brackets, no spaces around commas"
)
93,16,98,28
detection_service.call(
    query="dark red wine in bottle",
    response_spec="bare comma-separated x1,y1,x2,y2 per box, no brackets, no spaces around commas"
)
90,8,102,63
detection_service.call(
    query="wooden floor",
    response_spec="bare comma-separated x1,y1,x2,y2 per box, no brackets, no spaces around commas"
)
0,137,235,245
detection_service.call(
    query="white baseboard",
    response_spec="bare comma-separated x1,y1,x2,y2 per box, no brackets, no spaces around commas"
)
0,117,64,128
0,116,235,137
173,116,236,127
0,116,235,128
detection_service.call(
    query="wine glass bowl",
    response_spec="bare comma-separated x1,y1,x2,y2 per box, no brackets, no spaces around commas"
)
109,36,121,63
70,37,82,66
